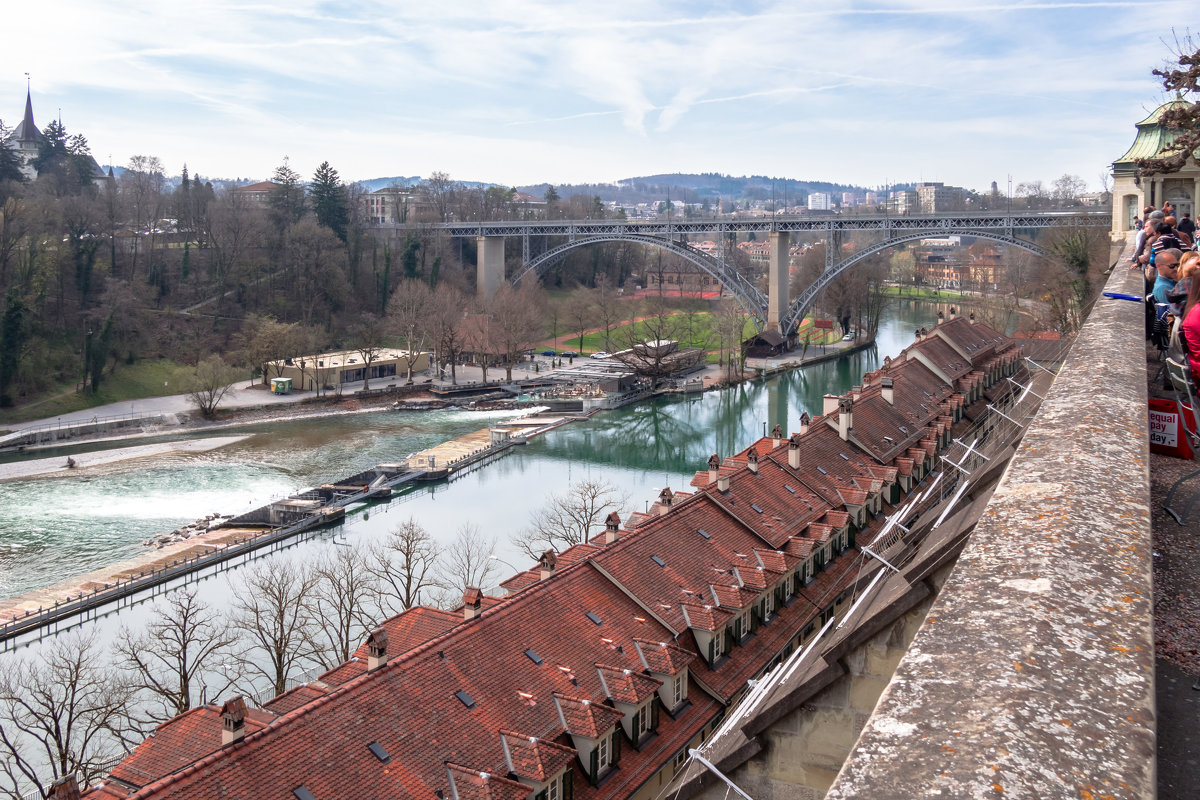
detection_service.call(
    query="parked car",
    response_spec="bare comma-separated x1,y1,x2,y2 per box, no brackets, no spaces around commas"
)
560,351,578,358
541,349,556,356
842,332,855,341
591,352,610,359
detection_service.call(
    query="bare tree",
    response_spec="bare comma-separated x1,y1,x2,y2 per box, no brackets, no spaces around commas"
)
305,548,381,670
564,286,595,353
229,558,318,698
488,282,543,381
186,354,242,418
615,294,684,385
713,299,748,381
435,524,499,605
0,632,136,799
388,279,433,383
351,312,386,391
368,517,444,613
114,589,237,725
513,478,628,559
423,282,466,383
204,188,266,307
593,274,622,352
236,314,302,387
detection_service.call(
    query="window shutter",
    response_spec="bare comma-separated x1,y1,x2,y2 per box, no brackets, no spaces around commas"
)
613,731,621,763
707,636,715,664
536,790,547,800
651,700,660,730
564,770,573,800
589,747,599,784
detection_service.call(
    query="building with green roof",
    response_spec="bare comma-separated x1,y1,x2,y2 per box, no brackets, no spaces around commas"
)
1111,99,1199,235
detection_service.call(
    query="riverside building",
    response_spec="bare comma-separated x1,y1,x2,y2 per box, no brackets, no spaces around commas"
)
79,315,1024,800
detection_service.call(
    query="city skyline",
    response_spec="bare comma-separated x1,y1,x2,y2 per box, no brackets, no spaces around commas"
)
2,0,1191,190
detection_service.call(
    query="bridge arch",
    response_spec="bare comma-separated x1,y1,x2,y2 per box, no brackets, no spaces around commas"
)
782,229,1049,333
512,233,770,330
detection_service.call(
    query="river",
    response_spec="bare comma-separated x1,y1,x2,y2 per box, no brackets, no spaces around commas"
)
0,301,944,628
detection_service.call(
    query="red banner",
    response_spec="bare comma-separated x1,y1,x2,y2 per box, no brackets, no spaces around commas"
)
1149,397,1196,459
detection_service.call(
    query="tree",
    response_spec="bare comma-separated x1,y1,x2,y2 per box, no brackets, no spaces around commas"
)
236,315,303,387
1137,35,1200,177
615,294,683,385
351,313,386,390
0,119,24,185
424,282,466,383
388,279,433,383
424,171,457,222
113,589,236,725
489,283,543,381
311,161,348,242
1050,174,1086,204
305,548,380,670
205,188,266,307
436,523,499,605
565,286,595,353
0,632,136,799
593,274,622,352
513,478,628,559
712,299,748,380
268,157,307,227
229,558,318,698
368,517,443,612
0,288,29,407
186,354,241,417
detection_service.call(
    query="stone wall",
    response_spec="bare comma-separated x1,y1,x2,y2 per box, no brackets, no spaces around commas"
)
826,260,1154,798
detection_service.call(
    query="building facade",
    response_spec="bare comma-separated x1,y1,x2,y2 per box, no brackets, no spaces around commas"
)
1111,99,1200,235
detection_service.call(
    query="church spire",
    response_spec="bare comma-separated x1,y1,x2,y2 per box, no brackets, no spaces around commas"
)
19,79,37,142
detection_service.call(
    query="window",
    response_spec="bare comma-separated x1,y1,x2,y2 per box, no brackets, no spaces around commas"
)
634,703,652,739
762,592,774,620
672,673,685,707
597,732,612,772
708,629,725,664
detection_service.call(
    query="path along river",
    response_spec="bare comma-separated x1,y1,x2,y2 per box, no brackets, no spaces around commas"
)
0,301,948,646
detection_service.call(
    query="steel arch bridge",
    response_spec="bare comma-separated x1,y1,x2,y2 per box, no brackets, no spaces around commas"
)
513,233,769,327
432,212,1110,333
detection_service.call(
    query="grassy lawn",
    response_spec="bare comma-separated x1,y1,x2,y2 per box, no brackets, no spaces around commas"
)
552,313,841,356
0,359,198,427
883,286,973,301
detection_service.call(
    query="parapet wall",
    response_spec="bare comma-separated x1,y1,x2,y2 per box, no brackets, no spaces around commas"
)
826,262,1155,798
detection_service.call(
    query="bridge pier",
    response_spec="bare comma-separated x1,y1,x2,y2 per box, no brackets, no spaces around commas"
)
476,236,504,297
767,232,790,332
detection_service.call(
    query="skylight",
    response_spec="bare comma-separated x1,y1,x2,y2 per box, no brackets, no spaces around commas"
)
455,690,476,709
651,555,666,568
839,453,849,460
586,611,603,625
368,742,391,763
817,467,827,474
294,788,317,800
899,426,909,433
784,484,795,494
698,528,711,539
525,649,544,666
750,504,763,513
883,436,894,443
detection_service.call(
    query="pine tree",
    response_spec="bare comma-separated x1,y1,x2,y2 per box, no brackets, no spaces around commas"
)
311,161,348,242
268,157,306,226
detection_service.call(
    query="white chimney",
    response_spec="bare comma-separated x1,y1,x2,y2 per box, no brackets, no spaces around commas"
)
604,512,621,544
881,377,894,405
799,411,811,435
823,394,840,415
707,454,720,484
771,424,783,447
717,473,730,492
220,696,247,746
657,487,674,515
937,310,945,325
462,587,484,619
367,628,389,670
851,385,862,402
949,307,957,321
969,312,976,324
538,550,558,580
746,449,759,474
838,397,853,441
788,433,803,469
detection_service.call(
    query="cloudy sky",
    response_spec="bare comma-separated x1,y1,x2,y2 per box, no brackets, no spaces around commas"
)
2,1,1191,191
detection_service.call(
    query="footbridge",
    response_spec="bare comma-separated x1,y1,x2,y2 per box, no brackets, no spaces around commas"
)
437,211,1110,332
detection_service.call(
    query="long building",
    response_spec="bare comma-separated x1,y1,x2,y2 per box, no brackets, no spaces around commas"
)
77,314,1024,800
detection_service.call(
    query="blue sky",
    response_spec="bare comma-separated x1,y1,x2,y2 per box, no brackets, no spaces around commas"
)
2,1,1191,191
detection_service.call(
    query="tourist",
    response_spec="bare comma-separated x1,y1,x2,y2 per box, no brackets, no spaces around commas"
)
1164,200,1176,218
1132,218,1157,266
1179,211,1197,241
1151,222,1183,257
1152,248,1183,304
1180,272,1200,381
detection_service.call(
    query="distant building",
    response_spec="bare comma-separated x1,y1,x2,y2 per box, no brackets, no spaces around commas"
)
2,88,106,183
266,348,430,391
1111,99,1200,233
233,181,277,204
915,182,965,213
864,191,880,206
889,190,919,215
841,192,858,207
807,192,831,211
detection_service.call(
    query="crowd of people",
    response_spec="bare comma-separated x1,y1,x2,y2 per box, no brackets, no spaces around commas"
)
1131,203,1200,381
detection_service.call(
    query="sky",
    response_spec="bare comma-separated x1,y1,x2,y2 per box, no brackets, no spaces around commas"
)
1,1,1193,192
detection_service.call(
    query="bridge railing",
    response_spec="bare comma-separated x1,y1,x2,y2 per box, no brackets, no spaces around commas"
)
825,255,1156,799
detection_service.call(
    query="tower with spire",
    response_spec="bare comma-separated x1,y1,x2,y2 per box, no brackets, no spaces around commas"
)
5,79,44,180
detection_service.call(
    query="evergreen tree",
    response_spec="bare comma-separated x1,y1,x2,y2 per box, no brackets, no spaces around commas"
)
0,120,25,184
310,161,348,242
268,157,306,227
0,289,29,406
401,231,421,279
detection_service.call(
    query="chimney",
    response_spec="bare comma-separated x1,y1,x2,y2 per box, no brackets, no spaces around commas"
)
937,310,945,325
538,550,558,580
799,411,811,435
604,511,621,544
823,394,840,415
969,312,976,324
220,696,247,746
717,472,730,492
746,449,759,474
851,385,862,402
707,453,720,484
837,397,853,441
770,424,783,446
50,775,81,800
881,376,894,405
657,487,674,515
367,628,389,670
788,433,803,469
462,587,484,619
949,306,957,321
915,328,921,342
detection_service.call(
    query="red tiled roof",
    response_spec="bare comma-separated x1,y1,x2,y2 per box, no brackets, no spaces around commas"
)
262,683,329,715
447,761,531,800
554,692,625,738
499,730,577,782
595,664,662,705
633,639,696,676
678,601,731,632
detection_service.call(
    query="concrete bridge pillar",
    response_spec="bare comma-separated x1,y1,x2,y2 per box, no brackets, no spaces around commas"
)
767,232,790,332
476,236,504,297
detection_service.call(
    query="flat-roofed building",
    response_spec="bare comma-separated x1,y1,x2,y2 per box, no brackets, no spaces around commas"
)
267,348,430,391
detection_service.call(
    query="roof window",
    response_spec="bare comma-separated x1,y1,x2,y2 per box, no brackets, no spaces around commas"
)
784,484,795,494
698,528,711,539
455,690,476,709
368,741,391,762
839,453,849,461
750,504,763,514
651,555,666,568
525,649,544,666
817,467,827,475
586,611,603,625
294,788,317,800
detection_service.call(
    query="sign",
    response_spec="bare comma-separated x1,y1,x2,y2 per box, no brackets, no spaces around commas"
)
814,320,834,330
1149,397,1195,459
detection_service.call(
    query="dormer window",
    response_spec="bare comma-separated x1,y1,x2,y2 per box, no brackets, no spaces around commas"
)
629,700,658,745
761,590,775,621
536,771,573,800
671,673,686,707
707,628,726,665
